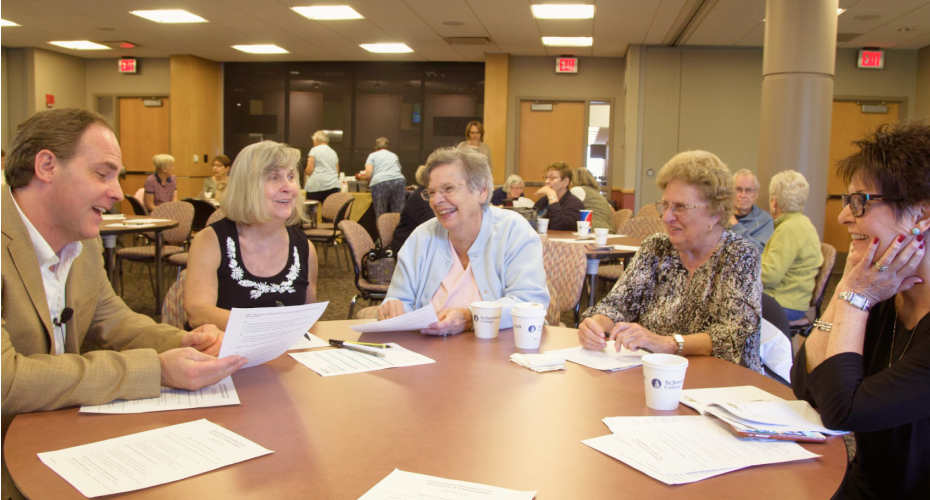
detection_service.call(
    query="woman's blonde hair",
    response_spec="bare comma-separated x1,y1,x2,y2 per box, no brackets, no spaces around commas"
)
503,174,524,193
375,137,389,150
769,170,809,213
153,154,175,174
656,150,734,228
312,130,329,144
414,165,429,186
223,141,307,226
571,167,598,189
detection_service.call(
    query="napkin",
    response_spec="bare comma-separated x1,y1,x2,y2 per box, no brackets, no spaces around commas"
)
510,353,566,373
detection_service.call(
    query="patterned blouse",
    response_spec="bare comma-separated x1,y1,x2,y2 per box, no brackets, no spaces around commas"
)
584,230,763,373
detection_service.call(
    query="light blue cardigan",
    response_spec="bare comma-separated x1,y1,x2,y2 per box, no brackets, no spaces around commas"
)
383,206,550,329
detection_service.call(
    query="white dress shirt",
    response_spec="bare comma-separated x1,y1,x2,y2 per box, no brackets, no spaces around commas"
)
11,193,83,355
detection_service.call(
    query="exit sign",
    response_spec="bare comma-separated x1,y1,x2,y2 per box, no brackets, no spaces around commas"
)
556,57,578,74
857,50,884,69
119,58,138,73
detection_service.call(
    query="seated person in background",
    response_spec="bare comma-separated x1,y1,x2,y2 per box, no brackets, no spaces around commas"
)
729,169,774,251
491,174,524,206
760,170,823,321
2,108,245,497
186,141,318,331
200,154,231,200
533,161,583,231
143,153,178,212
377,147,550,335
793,119,930,500
390,165,435,254
570,167,615,233
577,150,763,373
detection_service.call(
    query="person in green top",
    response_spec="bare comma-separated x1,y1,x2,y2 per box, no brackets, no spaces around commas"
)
570,167,615,233
761,170,824,321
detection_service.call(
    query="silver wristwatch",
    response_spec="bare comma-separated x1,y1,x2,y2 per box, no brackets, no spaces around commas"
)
839,291,872,311
673,334,685,356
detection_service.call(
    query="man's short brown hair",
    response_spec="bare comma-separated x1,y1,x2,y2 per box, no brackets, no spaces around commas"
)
5,108,112,188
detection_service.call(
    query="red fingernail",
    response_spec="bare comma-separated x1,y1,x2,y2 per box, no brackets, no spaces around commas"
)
873,238,879,244
921,242,925,250
918,234,924,242
898,235,906,243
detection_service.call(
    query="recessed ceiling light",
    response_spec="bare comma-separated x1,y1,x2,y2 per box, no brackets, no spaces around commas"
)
130,10,207,23
837,8,846,15
360,43,413,53
542,37,592,47
532,5,595,19
292,6,363,20
49,41,111,50
1,19,21,27
233,44,289,54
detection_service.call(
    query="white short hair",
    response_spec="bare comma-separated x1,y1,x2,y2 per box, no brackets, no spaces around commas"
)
769,170,810,213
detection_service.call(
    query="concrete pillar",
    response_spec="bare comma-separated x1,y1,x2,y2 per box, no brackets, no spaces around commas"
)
758,0,838,237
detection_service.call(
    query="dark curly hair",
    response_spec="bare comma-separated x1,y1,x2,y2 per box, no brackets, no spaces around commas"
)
838,119,930,221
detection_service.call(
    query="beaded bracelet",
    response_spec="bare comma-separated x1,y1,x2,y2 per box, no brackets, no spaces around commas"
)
812,319,833,332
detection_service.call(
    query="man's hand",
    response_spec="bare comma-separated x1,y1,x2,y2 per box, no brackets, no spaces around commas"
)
181,325,225,357
421,308,471,336
377,300,406,320
159,348,247,391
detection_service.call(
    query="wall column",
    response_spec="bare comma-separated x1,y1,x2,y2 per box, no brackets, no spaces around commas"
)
169,54,223,199
483,53,509,184
758,0,838,237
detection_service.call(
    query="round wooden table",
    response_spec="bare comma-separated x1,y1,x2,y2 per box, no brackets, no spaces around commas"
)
4,322,846,499
543,231,643,308
98,215,178,311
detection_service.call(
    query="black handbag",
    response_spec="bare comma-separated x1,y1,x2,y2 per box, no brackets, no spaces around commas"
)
362,246,396,285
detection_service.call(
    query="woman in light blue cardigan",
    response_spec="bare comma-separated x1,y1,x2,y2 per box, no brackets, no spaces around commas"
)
378,147,550,335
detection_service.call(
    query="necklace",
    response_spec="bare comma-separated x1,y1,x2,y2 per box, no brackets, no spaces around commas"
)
889,310,916,368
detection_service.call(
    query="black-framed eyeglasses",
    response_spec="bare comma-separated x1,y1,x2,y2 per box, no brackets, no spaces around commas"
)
422,182,467,201
841,192,901,217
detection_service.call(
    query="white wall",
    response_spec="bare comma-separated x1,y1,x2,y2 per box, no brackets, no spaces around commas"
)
85,58,171,104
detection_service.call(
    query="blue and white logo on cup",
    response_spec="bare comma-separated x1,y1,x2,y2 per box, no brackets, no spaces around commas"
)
528,325,537,333
473,314,479,322
651,379,662,389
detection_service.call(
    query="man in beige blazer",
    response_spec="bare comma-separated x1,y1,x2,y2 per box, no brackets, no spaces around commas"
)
1,108,247,499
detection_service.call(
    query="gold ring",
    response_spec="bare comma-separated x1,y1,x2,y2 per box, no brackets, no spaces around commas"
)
873,263,889,273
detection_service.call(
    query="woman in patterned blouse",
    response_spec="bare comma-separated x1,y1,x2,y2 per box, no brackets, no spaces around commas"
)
185,141,318,330
578,150,763,372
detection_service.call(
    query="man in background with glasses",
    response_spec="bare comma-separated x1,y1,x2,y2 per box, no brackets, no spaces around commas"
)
729,169,774,251
532,161,583,231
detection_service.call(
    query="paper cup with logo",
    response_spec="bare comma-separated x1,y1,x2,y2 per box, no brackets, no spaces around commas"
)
537,218,549,234
471,301,503,339
594,228,609,245
641,353,689,410
511,303,547,349
576,221,591,237
579,209,593,224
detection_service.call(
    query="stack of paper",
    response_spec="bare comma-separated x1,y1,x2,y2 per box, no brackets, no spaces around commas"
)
509,353,566,372
679,386,846,436
546,341,646,371
360,469,536,500
290,343,435,377
583,416,821,485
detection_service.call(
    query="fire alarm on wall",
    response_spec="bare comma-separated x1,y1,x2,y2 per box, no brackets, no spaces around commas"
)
45,94,55,108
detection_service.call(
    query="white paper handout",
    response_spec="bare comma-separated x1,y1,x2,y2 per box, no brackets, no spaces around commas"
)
349,304,439,333
107,222,155,229
611,244,640,252
218,301,329,368
547,341,646,371
290,342,435,376
510,353,566,372
38,419,272,498
359,469,536,500
79,377,239,414
288,332,329,350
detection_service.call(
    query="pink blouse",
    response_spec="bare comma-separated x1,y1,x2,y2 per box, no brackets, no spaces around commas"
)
430,239,482,312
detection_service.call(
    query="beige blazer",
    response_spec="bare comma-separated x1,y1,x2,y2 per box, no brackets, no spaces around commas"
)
1,187,183,499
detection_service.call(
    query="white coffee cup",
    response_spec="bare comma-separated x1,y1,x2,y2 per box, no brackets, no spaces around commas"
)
511,303,547,349
537,218,549,234
576,221,590,237
204,191,214,200
471,301,503,339
641,353,689,410
594,228,609,246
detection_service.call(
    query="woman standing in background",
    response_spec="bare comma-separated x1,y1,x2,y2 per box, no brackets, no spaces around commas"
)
304,130,340,203
458,121,492,170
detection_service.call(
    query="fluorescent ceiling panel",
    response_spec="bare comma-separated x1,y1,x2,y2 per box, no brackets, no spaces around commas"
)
532,5,594,19
130,10,207,23
292,6,364,20
542,36,592,46
49,41,110,50
360,43,413,53
0,19,21,27
233,44,289,54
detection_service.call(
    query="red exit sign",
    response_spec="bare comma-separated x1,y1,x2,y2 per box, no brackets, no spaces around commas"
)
556,57,578,74
857,50,884,69
119,58,138,74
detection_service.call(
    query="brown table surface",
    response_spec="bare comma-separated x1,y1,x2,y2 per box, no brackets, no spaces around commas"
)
542,230,643,258
98,214,179,236
5,322,846,499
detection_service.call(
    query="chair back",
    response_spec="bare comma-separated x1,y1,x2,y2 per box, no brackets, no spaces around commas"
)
321,192,354,222
617,216,666,239
183,198,217,233
761,293,791,340
811,243,837,314
206,208,227,227
377,213,401,247
149,201,195,245
125,194,148,215
161,270,188,329
612,209,633,232
338,219,376,280
635,203,660,218
542,239,587,326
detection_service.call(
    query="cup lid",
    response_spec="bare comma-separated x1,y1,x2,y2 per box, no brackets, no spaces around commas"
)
471,301,503,310
511,303,547,316
641,353,689,368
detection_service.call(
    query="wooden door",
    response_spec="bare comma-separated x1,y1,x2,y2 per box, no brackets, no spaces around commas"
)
518,101,585,199
118,97,170,213
824,101,900,252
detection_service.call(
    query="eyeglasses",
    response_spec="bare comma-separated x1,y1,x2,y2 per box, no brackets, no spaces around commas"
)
545,175,562,182
735,187,758,195
422,182,467,201
655,201,706,216
841,192,901,217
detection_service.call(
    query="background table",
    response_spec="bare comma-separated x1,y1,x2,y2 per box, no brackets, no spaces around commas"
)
543,231,643,308
98,216,179,307
5,322,846,499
